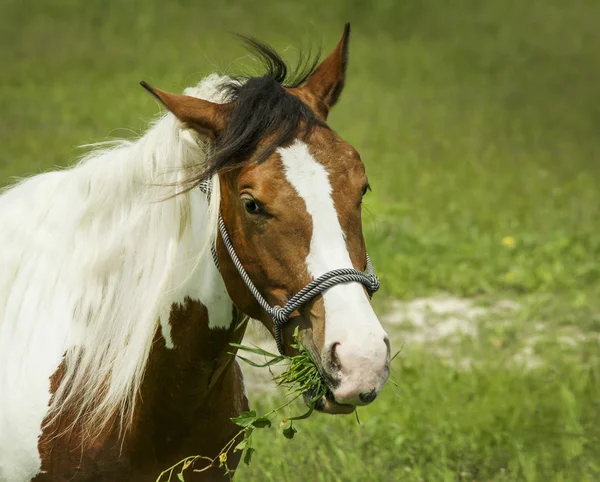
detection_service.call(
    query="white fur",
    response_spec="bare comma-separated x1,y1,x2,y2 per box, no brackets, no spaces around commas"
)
278,140,389,405
0,74,234,482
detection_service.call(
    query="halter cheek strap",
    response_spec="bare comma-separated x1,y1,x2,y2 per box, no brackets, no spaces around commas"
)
199,179,380,354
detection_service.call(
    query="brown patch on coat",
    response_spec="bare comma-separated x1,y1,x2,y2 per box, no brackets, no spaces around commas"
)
36,300,249,481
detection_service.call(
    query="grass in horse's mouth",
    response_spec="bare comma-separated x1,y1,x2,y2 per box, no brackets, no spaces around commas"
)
231,328,334,408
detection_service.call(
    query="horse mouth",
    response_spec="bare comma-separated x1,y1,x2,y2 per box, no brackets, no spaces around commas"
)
296,341,354,414
302,386,356,415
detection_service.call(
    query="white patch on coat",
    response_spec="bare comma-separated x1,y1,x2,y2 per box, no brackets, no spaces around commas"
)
277,140,389,405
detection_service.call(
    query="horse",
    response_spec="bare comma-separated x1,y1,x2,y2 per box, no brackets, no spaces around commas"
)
0,24,391,481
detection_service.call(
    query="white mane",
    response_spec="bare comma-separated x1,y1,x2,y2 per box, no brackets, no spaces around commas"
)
0,74,231,439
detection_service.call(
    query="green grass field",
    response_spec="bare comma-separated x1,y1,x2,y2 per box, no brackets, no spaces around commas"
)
2,0,600,480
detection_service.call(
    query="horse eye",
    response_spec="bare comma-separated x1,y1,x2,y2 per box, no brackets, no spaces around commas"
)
244,198,261,214
362,183,371,197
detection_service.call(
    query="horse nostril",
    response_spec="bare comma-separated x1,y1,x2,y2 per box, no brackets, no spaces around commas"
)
359,389,377,404
328,342,341,371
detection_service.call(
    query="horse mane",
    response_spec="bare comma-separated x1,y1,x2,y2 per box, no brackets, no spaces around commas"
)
186,37,323,187
0,37,323,436
0,75,227,434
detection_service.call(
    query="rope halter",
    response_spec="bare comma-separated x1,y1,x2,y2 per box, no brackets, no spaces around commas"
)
200,178,380,354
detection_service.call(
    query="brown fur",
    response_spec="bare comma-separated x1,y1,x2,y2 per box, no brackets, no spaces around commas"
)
36,301,248,481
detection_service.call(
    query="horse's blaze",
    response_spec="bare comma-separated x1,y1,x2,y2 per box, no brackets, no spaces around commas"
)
275,139,390,407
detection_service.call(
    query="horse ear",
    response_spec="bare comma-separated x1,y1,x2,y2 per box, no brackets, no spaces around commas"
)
140,81,230,139
301,23,351,119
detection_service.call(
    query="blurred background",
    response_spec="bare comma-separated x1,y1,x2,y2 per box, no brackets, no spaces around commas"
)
2,0,599,480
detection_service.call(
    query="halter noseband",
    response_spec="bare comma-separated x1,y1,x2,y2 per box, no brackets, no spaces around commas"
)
199,179,380,354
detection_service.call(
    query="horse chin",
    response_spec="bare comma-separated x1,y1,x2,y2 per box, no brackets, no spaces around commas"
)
303,391,356,415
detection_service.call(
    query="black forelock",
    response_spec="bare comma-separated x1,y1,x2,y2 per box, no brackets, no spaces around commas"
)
189,36,323,186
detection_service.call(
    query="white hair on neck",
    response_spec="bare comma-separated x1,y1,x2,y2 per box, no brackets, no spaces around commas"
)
0,74,231,439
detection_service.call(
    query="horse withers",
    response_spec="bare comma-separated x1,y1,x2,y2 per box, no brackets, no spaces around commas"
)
0,24,390,481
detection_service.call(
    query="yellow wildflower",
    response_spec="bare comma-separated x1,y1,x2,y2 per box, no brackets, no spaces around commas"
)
502,236,516,248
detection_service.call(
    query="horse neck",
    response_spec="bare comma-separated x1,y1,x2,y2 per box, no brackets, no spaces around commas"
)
40,112,232,431
143,299,248,407
128,300,249,462
38,301,250,476
126,125,249,413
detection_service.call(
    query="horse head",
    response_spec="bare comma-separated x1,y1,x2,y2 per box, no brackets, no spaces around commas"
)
142,24,390,414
